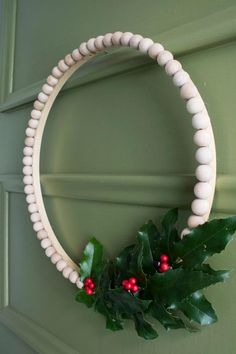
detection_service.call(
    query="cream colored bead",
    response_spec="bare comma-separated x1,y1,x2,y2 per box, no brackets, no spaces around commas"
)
139,38,154,54
28,203,38,213
186,97,204,114
173,70,190,87
30,212,41,222
192,112,210,130
157,50,173,66
33,100,44,111
23,156,32,166
103,33,113,47
26,127,35,137
187,215,205,228
52,66,63,78
23,165,32,175
94,35,105,50
165,59,182,76
51,253,62,264
69,271,79,284
181,228,191,238
111,31,123,46
191,199,209,216
129,34,143,49
120,32,133,46
86,38,97,53
28,119,39,129
71,48,83,61
25,137,34,147
45,246,56,257
33,221,43,232
37,229,47,240
76,278,84,289
62,266,73,279
23,146,33,156
42,83,53,95
180,82,198,100
195,165,212,182
79,42,90,56
194,182,212,199
26,194,36,204
56,259,67,271
31,109,41,119
24,185,34,194
195,147,213,164
47,75,58,86
58,59,69,72
38,92,48,103
41,238,52,249
64,54,75,66
193,130,210,147
23,175,33,185
148,43,164,59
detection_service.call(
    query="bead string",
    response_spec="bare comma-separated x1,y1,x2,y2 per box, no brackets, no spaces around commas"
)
23,31,216,288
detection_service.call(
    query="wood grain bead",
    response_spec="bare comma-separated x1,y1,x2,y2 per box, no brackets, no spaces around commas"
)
94,35,105,50
79,42,90,56
52,66,63,78
193,130,210,146
64,54,75,66
157,50,173,66
129,34,143,49
76,278,84,289
187,215,205,228
192,112,210,129
23,147,33,156
51,253,62,264
102,33,113,47
33,221,43,232
31,109,41,119
62,266,73,279
173,70,190,87
111,31,123,46
181,228,191,238
191,199,209,216
23,165,32,175
47,75,58,86
58,59,69,72
195,165,212,182
26,194,36,204
45,246,56,258
71,48,83,61
37,229,47,240
56,259,67,271
165,59,182,76
24,185,34,194
33,100,44,111
120,32,133,46
28,119,39,129
194,182,212,199
23,175,33,185
180,82,198,100
69,271,79,284
186,97,204,114
28,203,38,213
86,38,97,53
41,238,52,249
25,137,34,147
139,38,154,54
26,127,36,137
30,212,41,222
38,92,48,103
148,43,164,59
23,156,32,166
195,147,213,164
42,84,53,95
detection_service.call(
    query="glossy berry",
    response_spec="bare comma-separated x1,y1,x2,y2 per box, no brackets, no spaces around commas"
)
122,280,129,287
84,277,93,285
159,262,169,272
129,277,137,285
132,284,139,293
89,283,95,289
124,282,132,290
85,287,94,295
160,254,169,262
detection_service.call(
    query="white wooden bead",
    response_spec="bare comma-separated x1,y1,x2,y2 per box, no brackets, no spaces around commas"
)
62,266,73,279
28,119,39,129
186,97,204,114
56,259,67,271
23,156,32,166
23,147,33,156
76,278,84,289
28,203,38,213
71,48,83,61
52,66,63,78
26,127,35,137
195,165,212,182
157,50,173,66
33,222,43,232
42,84,53,95
45,246,56,257
69,271,79,284
129,34,143,49
41,238,52,249
120,32,133,46
47,75,58,86
51,253,62,264
23,165,32,175
37,229,47,240
26,194,36,204
23,175,33,185
64,54,75,66
24,185,34,194
86,38,97,53
31,109,41,119
193,130,210,146
192,112,209,129
165,59,182,76
180,82,198,100
25,137,34,147
194,182,212,199
94,35,105,50
30,212,41,222
38,92,48,103
173,70,190,87
33,100,44,111
58,59,69,72
148,43,164,59
191,199,209,216
111,31,123,46
79,42,90,56
195,147,213,164
103,33,113,47
181,228,191,238
187,215,205,228
139,38,154,54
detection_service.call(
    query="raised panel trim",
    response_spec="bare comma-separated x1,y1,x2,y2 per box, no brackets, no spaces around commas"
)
0,182,9,309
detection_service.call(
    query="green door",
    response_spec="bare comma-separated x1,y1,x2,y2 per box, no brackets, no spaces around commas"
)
1,1,236,353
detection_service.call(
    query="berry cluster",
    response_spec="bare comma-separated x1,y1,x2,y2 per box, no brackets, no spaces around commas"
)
122,277,139,293
159,254,171,272
84,277,95,295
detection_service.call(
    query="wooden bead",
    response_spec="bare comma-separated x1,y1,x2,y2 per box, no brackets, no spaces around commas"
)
25,137,34,147
64,54,75,66
24,185,34,194
47,75,58,86
192,112,209,129
23,166,32,175
62,266,73,279
173,70,190,87
165,59,182,76
71,48,83,61
157,50,173,66
194,182,211,199
195,147,213,164
103,33,113,47
94,35,105,50
148,43,164,59
41,238,52,249
23,156,32,166
28,119,39,129
38,92,48,103
37,229,47,240
186,97,204,114
31,109,41,119
129,34,143,49
187,215,205,228
191,199,209,216
52,66,63,78
23,175,33,185
120,32,133,46
181,228,191,238
58,59,69,72
76,278,84,289
180,82,198,100
33,100,44,111
195,165,212,182
45,246,56,257
193,130,210,146
79,42,90,56
33,222,43,232
28,203,38,213
56,259,67,271
26,194,36,204
30,212,41,222
86,38,97,53
42,84,53,95
26,127,36,137
51,253,62,264
23,147,33,156
139,38,154,54
111,31,123,46
69,271,79,284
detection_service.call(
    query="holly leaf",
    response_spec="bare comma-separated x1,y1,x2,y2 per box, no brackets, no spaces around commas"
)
115,244,135,280
95,296,123,331
137,221,158,274
170,291,217,326
75,289,95,308
149,301,185,330
79,237,104,281
138,220,161,261
149,268,229,304
133,313,158,340
173,216,236,268
161,208,179,258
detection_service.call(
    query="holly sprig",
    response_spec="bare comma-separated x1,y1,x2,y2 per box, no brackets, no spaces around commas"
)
75,209,236,340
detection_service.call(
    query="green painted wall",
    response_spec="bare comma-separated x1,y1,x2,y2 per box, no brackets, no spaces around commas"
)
0,0,236,353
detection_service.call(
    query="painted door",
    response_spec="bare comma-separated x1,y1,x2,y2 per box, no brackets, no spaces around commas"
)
0,1,236,353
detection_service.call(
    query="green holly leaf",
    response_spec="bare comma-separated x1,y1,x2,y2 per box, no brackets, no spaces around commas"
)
79,237,104,281
173,216,236,268
75,289,95,308
133,313,158,340
115,244,135,280
149,301,185,330
161,208,179,259
95,296,123,331
170,291,217,326
149,268,229,304
137,221,158,274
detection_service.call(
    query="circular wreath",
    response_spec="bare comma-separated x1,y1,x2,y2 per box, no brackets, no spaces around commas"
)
23,32,236,340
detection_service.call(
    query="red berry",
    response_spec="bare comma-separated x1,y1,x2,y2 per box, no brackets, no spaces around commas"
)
85,287,93,295
129,277,136,285
89,283,95,289
122,280,128,288
125,282,132,290
132,284,139,293
160,254,169,262
84,277,92,285
159,262,169,272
